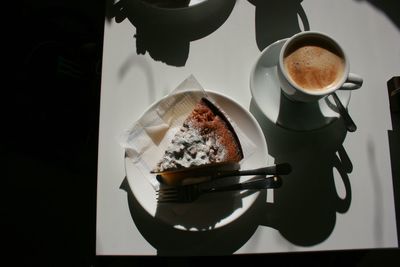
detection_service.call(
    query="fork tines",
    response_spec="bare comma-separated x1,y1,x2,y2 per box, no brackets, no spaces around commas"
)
156,185,200,203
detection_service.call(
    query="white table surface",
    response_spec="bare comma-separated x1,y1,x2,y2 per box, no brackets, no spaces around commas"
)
96,0,399,255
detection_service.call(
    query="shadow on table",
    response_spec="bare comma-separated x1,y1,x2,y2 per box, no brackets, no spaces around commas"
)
354,0,400,30
120,177,262,255
117,53,158,104
387,76,400,247
105,0,236,66
154,177,243,232
248,0,310,51
249,98,352,246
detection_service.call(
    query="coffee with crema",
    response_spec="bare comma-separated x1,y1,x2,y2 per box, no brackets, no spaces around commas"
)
283,38,345,92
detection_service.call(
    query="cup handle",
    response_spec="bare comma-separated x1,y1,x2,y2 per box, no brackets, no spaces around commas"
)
339,73,363,90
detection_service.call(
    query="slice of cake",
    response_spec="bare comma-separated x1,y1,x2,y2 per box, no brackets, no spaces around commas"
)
152,97,243,185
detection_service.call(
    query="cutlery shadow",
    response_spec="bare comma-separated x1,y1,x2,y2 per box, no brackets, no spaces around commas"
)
250,98,352,247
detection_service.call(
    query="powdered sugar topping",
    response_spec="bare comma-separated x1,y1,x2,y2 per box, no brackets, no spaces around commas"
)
155,122,227,172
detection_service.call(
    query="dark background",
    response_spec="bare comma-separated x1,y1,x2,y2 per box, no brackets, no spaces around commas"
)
4,0,399,266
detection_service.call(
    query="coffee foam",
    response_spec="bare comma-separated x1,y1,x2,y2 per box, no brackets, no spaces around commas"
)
283,40,345,91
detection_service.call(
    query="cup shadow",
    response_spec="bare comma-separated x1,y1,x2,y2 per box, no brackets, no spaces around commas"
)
120,177,262,255
248,0,310,51
250,98,353,246
106,0,236,66
277,91,337,131
354,0,400,30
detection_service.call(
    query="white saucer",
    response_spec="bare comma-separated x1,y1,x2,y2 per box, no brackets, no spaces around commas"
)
125,90,269,231
250,39,351,131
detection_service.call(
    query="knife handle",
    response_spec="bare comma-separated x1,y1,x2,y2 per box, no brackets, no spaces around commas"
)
211,163,291,179
207,176,283,192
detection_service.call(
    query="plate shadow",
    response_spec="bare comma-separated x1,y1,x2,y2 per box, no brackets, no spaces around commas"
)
120,177,263,255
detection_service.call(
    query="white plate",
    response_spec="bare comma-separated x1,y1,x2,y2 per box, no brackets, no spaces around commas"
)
124,90,269,231
250,39,351,131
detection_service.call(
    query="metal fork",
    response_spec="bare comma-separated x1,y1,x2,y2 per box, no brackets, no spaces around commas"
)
157,176,282,203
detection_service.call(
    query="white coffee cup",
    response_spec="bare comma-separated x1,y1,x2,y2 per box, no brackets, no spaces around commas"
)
277,31,363,102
